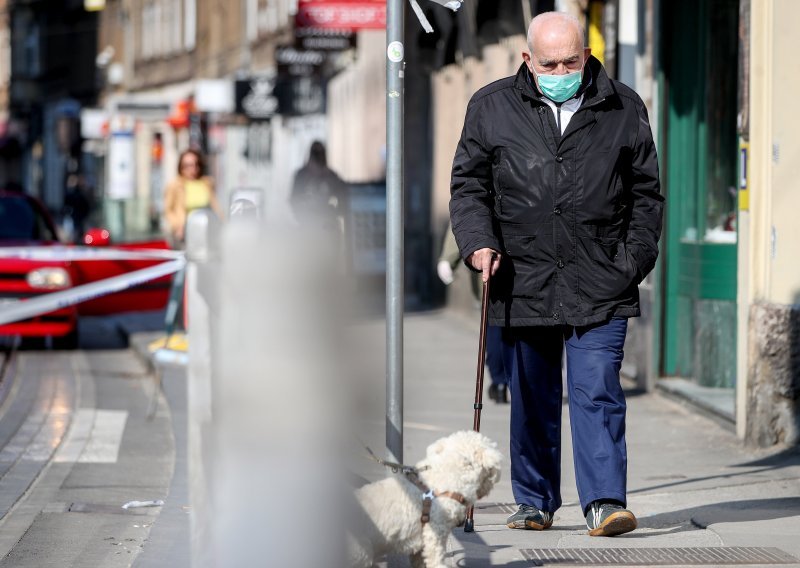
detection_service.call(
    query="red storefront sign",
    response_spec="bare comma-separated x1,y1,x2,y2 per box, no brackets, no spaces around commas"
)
295,0,386,30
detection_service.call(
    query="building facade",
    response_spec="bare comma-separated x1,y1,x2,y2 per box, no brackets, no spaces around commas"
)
0,0,16,187
5,0,99,218
89,0,328,240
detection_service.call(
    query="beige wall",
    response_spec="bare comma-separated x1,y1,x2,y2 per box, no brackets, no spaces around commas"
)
327,31,387,183
737,0,800,439
195,0,246,78
745,0,800,308
768,0,800,305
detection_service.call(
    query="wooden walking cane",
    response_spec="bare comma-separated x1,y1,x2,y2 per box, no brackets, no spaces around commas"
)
463,263,492,533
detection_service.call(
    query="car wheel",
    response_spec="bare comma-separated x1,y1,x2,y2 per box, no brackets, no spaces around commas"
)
52,330,80,350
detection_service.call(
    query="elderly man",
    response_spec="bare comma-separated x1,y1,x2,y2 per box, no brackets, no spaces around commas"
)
450,11,663,537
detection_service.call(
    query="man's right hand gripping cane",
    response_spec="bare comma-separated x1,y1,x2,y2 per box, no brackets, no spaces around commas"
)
468,248,501,283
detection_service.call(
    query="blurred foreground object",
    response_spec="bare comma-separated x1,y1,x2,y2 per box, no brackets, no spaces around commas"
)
186,210,348,567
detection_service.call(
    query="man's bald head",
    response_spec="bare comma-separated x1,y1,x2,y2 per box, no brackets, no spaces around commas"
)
522,11,590,85
527,11,585,54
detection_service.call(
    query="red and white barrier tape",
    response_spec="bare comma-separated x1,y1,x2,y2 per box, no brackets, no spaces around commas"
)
0,250,185,326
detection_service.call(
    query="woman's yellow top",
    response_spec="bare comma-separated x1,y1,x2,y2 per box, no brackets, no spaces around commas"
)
184,179,212,213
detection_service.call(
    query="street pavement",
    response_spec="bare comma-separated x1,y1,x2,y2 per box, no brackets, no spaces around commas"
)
123,308,800,567
0,346,176,567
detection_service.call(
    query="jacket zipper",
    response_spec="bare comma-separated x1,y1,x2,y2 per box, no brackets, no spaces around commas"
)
556,104,562,134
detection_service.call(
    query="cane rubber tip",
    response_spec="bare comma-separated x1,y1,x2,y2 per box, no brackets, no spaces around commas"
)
464,518,475,533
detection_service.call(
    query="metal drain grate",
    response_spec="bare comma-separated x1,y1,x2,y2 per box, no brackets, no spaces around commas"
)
474,502,519,515
519,547,799,566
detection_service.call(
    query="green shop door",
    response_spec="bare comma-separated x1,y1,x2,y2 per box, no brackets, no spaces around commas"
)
661,0,739,388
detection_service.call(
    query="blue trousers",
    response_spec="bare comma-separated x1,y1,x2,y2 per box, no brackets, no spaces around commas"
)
503,317,629,513
485,326,509,386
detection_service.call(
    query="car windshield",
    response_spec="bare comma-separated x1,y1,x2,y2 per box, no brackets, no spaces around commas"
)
0,196,57,241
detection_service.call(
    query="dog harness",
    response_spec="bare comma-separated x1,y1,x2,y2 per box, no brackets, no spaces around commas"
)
361,443,469,524
404,470,468,524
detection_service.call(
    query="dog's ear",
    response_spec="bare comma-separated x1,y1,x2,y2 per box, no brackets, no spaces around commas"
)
427,439,446,458
475,443,503,472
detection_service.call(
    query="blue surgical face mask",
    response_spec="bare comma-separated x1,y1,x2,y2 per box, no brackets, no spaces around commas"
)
534,67,583,103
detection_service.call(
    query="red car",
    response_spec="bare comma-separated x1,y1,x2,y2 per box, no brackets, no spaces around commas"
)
0,191,173,348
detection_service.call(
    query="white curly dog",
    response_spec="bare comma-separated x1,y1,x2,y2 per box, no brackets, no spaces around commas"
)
349,430,503,568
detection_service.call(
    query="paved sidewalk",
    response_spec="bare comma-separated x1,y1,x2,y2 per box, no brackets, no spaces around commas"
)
351,310,800,567
129,308,800,566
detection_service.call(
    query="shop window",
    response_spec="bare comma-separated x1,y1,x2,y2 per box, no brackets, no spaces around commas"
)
662,0,739,389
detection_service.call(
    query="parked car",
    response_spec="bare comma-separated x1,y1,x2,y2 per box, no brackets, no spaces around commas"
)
0,191,173,348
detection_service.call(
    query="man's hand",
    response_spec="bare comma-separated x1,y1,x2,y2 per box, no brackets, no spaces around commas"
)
467,248,501,282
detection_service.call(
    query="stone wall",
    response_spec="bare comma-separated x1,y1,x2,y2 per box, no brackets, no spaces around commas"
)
746,301,800,446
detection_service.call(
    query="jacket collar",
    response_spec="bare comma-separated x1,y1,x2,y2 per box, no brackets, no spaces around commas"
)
513,55,614,107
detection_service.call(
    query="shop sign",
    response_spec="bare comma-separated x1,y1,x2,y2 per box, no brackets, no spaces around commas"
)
273,76,326,117
295,0,386,30
738,139,749,211
107,117,135,200
195,79,235,114
275,45,326,77
235,78,279,121
294,28,356,51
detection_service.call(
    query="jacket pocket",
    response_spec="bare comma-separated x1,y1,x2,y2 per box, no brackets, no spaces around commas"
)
501,234,547,300
577,236,637,303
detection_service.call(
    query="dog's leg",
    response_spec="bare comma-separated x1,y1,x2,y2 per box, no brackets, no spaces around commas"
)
420,524,449,568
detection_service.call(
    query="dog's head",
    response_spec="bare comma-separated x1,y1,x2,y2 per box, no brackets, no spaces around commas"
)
416,431,502,503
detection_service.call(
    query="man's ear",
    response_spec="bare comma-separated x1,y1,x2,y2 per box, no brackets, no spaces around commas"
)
522,51,533,72
583,47,592,62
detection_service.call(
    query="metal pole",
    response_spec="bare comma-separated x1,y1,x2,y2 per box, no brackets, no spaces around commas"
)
386,0,405,463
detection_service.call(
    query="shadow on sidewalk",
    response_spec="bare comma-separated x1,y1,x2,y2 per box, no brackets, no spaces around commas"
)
631,446,800,495
638,497,800,533
733,445,800,468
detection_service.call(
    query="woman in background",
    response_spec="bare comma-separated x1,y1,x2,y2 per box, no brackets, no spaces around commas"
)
164,149,222,246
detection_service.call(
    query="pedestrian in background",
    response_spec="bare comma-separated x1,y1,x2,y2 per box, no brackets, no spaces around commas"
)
62,174,91,243
164,149,222,247
437,221,509,403
290,141,348,233
450,11,663,537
